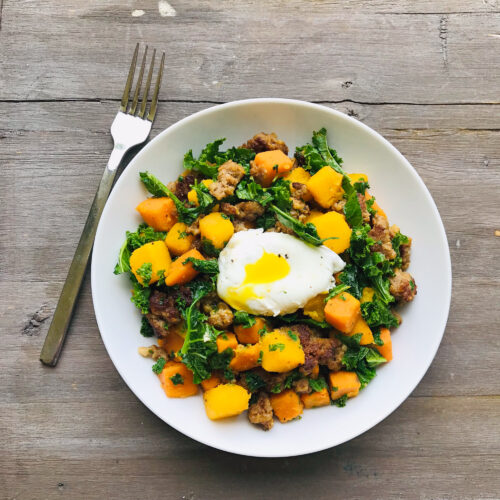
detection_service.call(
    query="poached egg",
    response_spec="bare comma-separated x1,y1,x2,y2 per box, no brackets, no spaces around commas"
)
217,229,345,316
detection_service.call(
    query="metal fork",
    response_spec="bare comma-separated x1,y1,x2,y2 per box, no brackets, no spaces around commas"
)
40,44,165,366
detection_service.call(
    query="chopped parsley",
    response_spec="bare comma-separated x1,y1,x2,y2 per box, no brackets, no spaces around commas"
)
245,372,266,392
309,377,327,393
268,343,285,352
287,330,298,341
169,373,184,385
152,357,166,374
233,311,256,328
332,394,348,407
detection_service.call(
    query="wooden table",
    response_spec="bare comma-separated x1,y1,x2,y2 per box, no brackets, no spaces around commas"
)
2,1,499,498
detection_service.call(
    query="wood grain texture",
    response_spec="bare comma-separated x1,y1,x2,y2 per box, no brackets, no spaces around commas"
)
1,0,500,498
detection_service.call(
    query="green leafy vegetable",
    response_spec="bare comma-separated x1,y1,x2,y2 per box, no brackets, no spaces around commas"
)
233,311,256,328
283,371,301,389
169,373,184,385
139,171,214,225
271,383,282,393
140,316,154,337
372,327,384,346
332,394,348,407
325,283,351,302
287,330,298,341
136,262,152,285
236,178,273,206
391,231,410,269
152,357,166,374
309,377,327,393
344,191,363,227
353,180,370,194
295,128,344,175
114,224,167,275
361,295,399,329
185,257,219,275
277,312,330,330
269,343,285,352
201,238,221,257
338,334,386,388
245,372,266,392
130,278,151,314
270,204,330,246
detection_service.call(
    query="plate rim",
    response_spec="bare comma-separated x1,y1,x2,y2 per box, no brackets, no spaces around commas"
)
91,98,452,457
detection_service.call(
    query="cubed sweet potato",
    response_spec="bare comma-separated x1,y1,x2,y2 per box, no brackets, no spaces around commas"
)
307,166,344,208
234,317,267,345
203,384,251,420
324,292,361,333
347,316,374,345
229,343,262,372
270,389,304,423
165,249,204,286
157,330,185,361
374,327,392,362
307,211,352,254
200,374,221,391
136,197,178,232
253,150,294,187
129,240,172,286
301,387,331,409
216,332,238,353
260,330,305,373
165,222,194,256
329,371,361,400
199,212,235,249
158,361,198,398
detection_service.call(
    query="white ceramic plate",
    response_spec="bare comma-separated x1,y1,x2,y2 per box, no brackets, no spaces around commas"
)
91,99,451,457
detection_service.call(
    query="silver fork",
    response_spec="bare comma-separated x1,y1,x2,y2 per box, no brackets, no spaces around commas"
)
40,44,165,366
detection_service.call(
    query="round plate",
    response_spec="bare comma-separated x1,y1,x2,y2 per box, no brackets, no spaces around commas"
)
91,99,451,457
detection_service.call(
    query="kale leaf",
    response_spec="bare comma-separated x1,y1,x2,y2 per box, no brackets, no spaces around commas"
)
309,377,327,393
130,277,151,314
245,372,266,392
233,311,256,328
140,316,154,337
185,257,219,275
361,294,399,329
295,128,344,175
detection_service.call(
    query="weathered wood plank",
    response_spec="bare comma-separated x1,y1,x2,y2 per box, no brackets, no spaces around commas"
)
1,396,500,499
1,1,499,103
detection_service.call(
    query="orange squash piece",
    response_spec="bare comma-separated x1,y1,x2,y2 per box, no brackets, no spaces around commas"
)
201,374,221,391
158,362,198,398
347,316,374,345
229,343,262,372
329,371,361,400
216,332,238,353
136,197,178,232
301,387,331,409
374,327,392,362
234,317,267,344
157,331,185,361
165,249,204,286
270,389,304,423
253,150,294,187
324,292,361,333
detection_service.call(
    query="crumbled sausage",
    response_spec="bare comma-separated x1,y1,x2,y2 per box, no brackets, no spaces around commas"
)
186,219,200,236
201,294,234,329
389,269,417,302
288,325,345,372
209,160,245,200
248,392,274,431
332,199,346,213
400,239,412,270
145,313,169,337
233,219,256,232
358,193,370,224
175,173,196,201
293,378,311,394
241,132,288,155
138,344,167,361
368,214,397,260
290,183,310,222
220,201,265,221
148,287,193,332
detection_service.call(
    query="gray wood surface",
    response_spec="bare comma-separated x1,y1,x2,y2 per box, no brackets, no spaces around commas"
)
1,1,499,499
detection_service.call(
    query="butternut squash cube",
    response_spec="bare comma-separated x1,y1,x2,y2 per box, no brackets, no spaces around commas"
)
253,150,294,187
307,211,352,254
136,197,178,232
199,212,235,250
374,327,392,362
260,330,305,373
229,343,262,372
203,384,251,420
329,371,361,400
270,389,303,423
234,317,267,345
307,166,343,208
165,249,204,286
130,240,171,286
165,222,194,256
301,387,331,409
158,361,198,398
324,292,361,333
347,316,374,345
157,330,185,361
216,332,238,353
201,374,221,391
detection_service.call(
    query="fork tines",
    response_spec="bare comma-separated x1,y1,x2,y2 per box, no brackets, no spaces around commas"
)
120,43,165,121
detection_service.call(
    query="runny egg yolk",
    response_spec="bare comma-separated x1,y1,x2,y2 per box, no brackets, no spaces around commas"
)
223,251,290,311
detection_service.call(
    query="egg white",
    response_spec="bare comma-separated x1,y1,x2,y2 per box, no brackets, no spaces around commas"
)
217,229,345,316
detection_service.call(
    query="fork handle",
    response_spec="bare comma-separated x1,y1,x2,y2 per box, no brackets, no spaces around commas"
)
40,150,124,366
